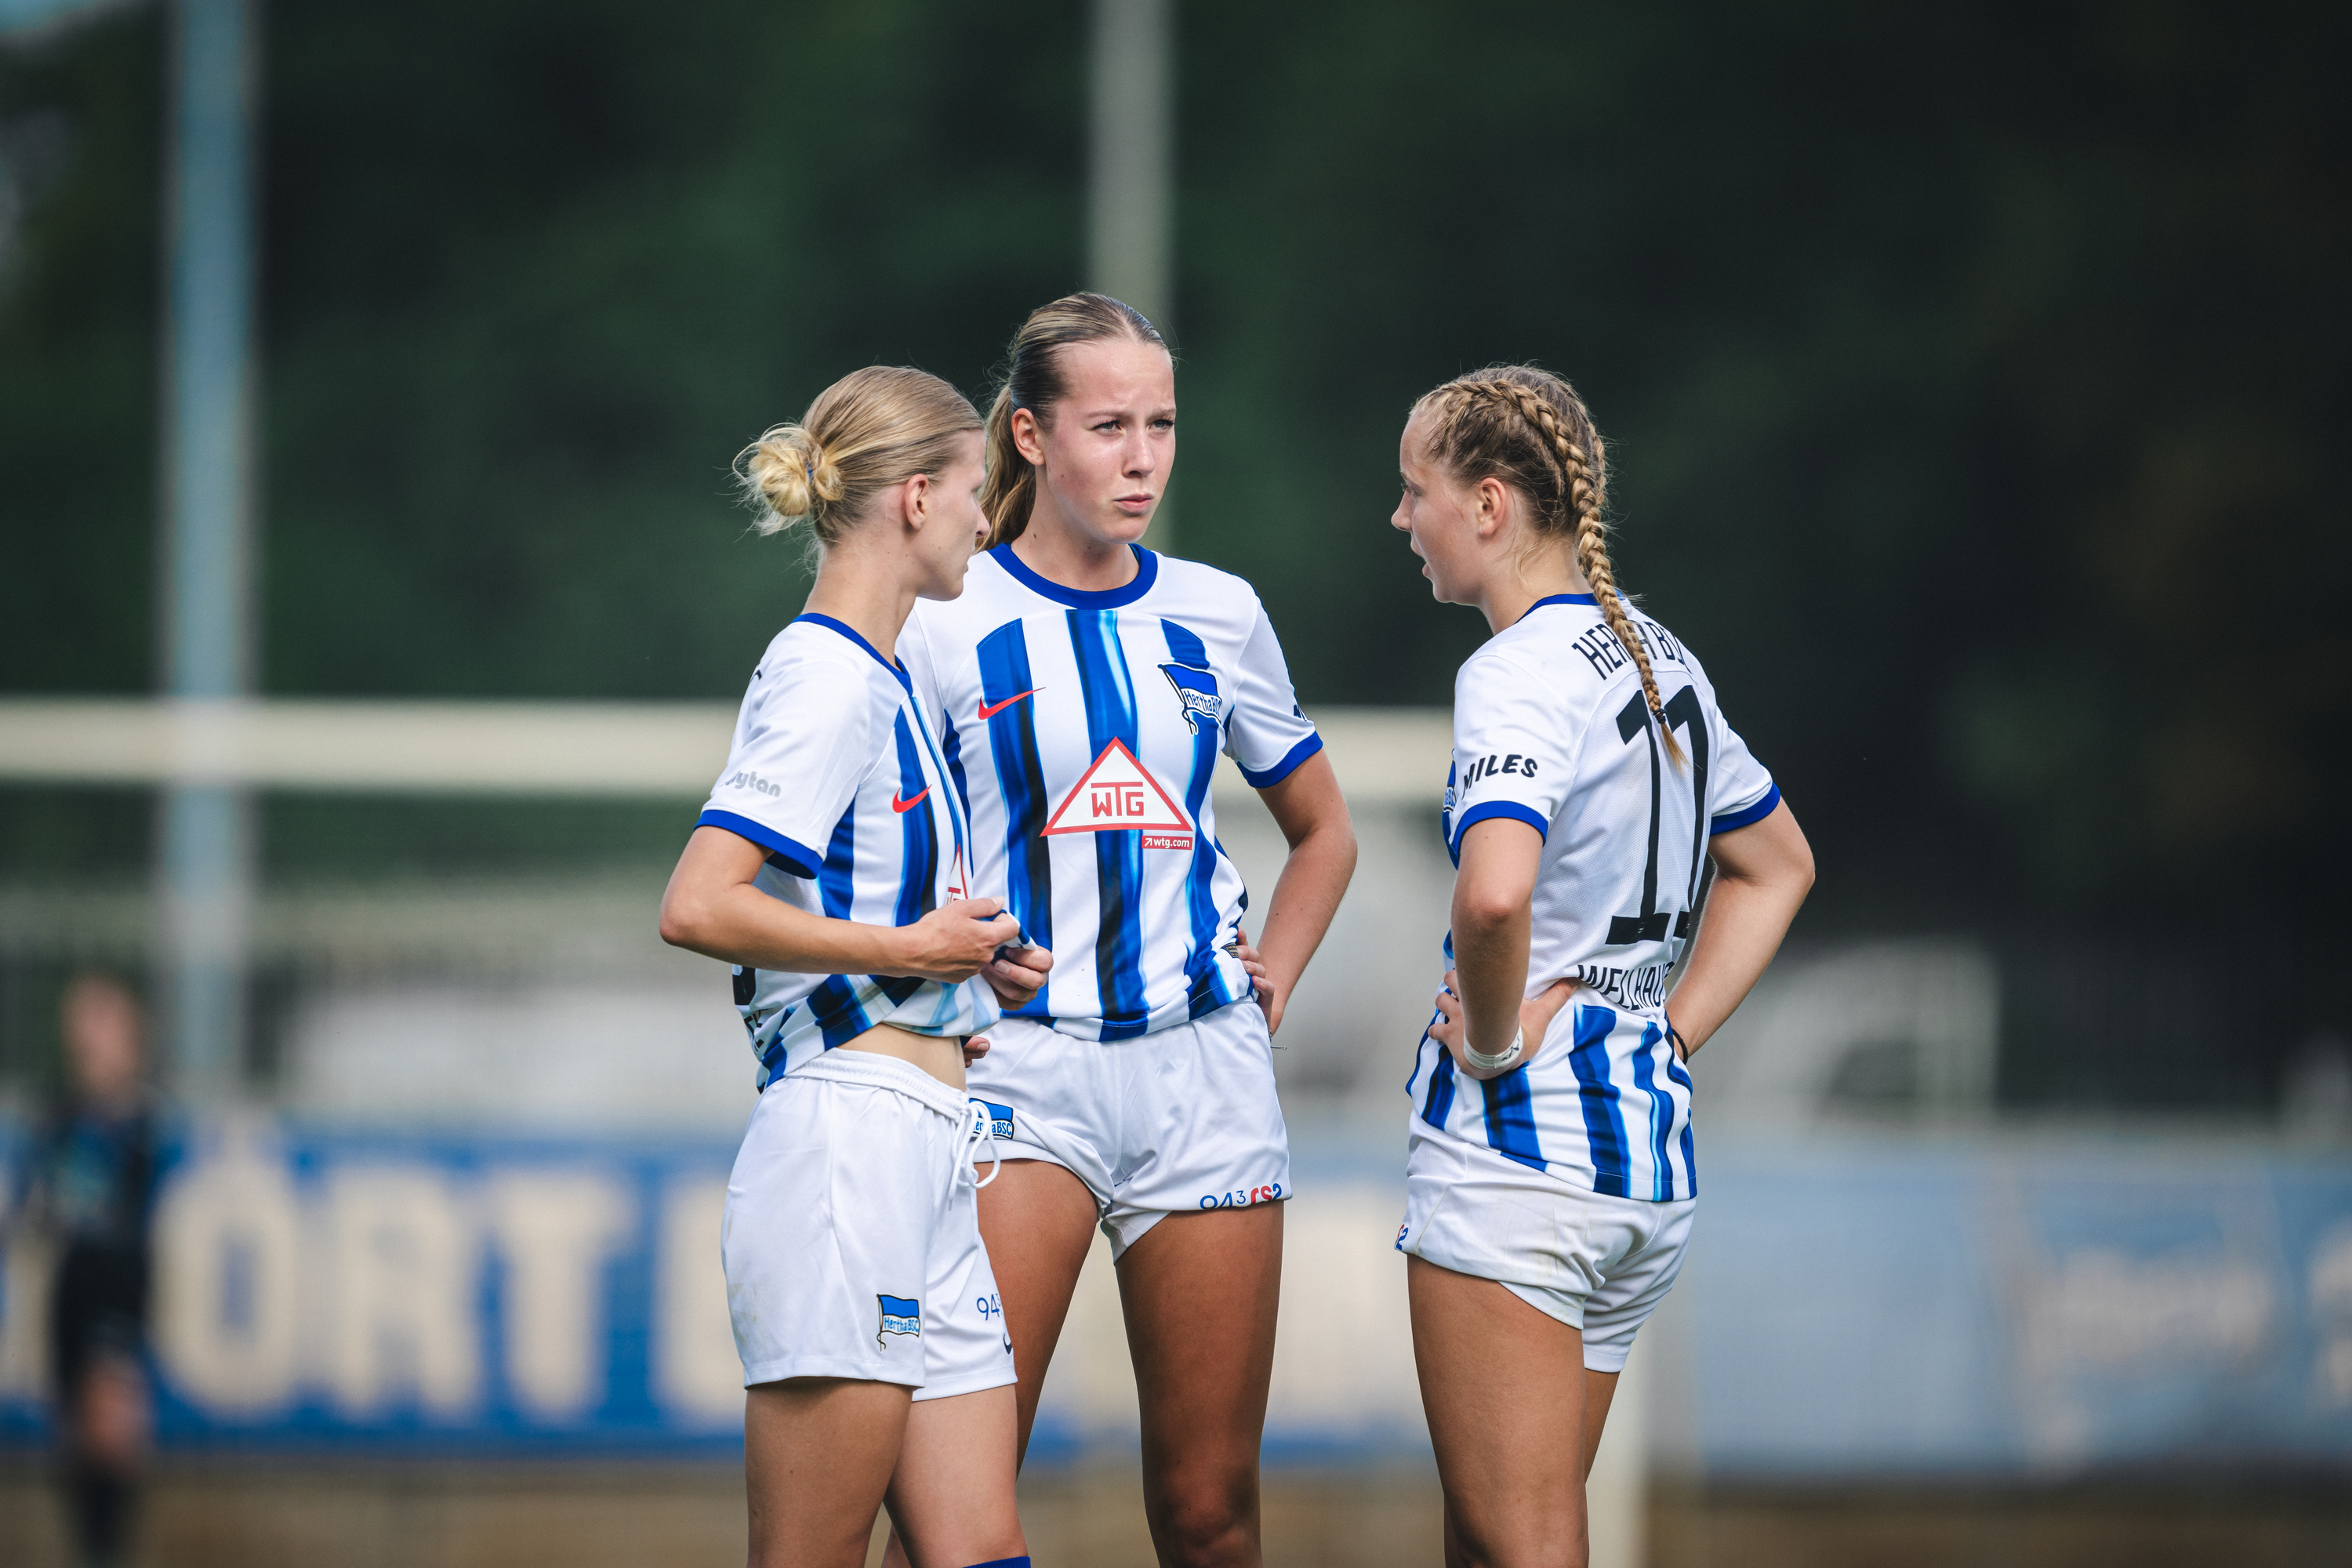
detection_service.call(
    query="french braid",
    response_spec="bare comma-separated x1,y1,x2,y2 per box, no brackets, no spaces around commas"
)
1419,367,1684,768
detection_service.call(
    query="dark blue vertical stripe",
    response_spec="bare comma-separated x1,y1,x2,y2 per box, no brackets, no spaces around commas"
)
1404,1010,1441,1096
1629,1022,1673,1202
813,808,870,1046
1666,1049,1697,1197
892,713,938,927
1160,619,1229,1018
1565,1004,1632,1197
939,717,975,837
977,622,1054,1014
906,696,968,883
1479,1064,1546,1171
810,977,872,1047
1420,1042,1457,1129
1068,609,1149,1037
818,806,856,919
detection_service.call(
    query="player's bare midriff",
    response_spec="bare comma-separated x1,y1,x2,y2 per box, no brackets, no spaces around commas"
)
839,1022,967,1091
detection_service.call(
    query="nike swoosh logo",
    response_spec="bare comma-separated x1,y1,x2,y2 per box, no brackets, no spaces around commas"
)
891,789,929,814
977,688,1042,721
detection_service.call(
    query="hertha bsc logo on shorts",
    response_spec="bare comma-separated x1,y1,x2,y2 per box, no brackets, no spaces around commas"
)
877,1294,921,1349
978,1100,1014,1140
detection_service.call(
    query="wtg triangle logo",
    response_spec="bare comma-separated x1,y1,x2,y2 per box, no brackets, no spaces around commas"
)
1043,739,1194,851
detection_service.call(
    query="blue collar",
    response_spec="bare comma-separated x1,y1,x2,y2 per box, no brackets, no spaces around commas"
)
1518,593,1596,623
793,612,911,691
991,543,1160,609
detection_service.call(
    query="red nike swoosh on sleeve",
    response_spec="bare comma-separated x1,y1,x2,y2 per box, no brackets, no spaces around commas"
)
976,688,1042,720
891,789,929,813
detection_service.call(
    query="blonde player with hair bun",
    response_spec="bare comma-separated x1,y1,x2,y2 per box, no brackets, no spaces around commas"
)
661,364,1047,1568
1391,366,1814,1567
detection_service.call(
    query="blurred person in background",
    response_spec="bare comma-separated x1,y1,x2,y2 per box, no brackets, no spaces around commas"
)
891,292,1356,1568
17,972,160,1568
660,365,1047,1568
1393,368,1813,1568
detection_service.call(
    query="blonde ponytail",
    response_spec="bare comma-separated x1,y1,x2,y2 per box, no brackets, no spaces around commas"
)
733,366,979,548
1414,366,1684,768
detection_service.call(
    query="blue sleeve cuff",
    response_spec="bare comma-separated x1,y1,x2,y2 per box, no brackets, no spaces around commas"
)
1448,800,1550,865
1709,782,1781,836
1237,731,1324,789
698,809,822,877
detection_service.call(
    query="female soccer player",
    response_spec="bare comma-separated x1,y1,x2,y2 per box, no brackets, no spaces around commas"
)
1392,367,1814,1568
659,365,1045,1568
891,293,1357,1566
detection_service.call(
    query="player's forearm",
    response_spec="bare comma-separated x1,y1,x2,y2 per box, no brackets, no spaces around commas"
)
661,880,907,976
1450,896,1531,1059
1253,817,1356,1000
1666,820,1813,1052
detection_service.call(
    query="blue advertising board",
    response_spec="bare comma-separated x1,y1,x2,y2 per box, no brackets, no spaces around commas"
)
3,1115,2350,1476
2,1118,744,1453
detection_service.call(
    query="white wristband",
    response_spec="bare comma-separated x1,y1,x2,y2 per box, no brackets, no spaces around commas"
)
1465,1028,1525,1073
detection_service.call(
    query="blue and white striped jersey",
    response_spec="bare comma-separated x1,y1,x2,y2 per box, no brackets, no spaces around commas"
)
1407,594,1780,1201
899,545,1322,1041
698,614,998,1090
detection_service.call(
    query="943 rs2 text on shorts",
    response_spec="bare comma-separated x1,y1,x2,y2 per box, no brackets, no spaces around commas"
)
966,999,1290,1258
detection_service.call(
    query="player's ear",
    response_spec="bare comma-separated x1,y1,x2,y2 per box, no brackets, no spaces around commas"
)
901,471,931,532
1474,475,1510,539
1010,405,1047,468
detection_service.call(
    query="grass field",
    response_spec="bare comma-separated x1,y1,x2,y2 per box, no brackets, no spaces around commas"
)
5,1461,2349,1567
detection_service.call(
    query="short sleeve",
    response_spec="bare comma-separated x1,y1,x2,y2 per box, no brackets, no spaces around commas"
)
1450,652,1577,858
698,643,882,877
1225,599,1323,788
1706,709,1779,835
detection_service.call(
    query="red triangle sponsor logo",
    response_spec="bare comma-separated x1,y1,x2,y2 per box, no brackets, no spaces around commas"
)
1044,739,1193,848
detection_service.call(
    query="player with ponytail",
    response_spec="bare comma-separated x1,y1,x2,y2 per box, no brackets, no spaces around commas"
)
890,293,1357,1566
1392,365,1813,1566
660,365,1044,1568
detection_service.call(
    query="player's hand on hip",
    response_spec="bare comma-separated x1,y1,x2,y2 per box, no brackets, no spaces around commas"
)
982,938,1053,1007
1517,976,1578,1061
1430,970,1577,1080
1228,935,1283,1033
892,898,1022,983
962,1034,993,1067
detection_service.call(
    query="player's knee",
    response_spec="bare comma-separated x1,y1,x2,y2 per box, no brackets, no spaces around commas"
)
1444,1504,1585,1568
1149,1475,1256,1566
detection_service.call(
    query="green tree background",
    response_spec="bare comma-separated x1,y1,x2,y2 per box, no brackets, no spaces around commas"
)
2,1,2344,1102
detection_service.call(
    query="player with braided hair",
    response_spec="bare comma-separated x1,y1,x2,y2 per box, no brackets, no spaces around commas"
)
1390,365,1814,1566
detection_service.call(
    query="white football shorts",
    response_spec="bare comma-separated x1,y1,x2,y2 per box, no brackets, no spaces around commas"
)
967,1000,1291,1258
1397,1126,1694,1372
722,1047,1016,1401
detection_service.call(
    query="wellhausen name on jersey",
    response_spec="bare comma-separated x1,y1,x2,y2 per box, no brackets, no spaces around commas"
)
1569,615,1687,682
1570,960,1672,1012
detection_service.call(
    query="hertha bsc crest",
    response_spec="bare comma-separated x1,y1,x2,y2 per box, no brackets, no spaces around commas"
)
1159,660,1224,736
877,1294,921,1349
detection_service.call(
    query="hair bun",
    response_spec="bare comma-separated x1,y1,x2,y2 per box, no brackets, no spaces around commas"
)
733,365,982,548
738,426,816,534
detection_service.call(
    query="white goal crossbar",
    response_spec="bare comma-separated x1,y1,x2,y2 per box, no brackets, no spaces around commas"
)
0,699,1450,804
